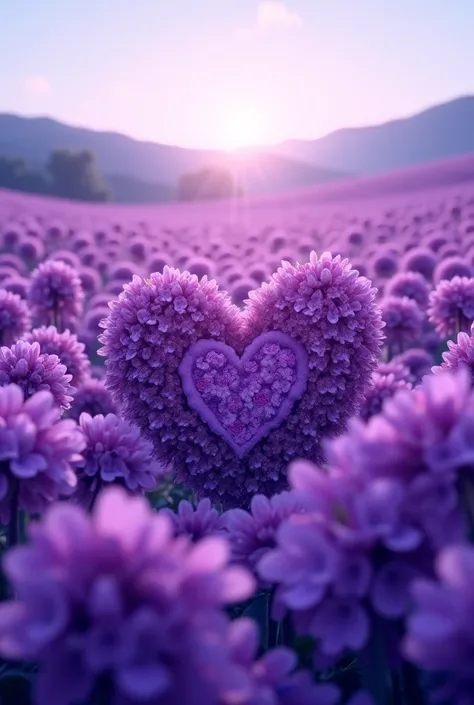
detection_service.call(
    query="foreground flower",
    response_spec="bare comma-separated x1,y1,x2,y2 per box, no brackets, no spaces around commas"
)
25,326,90,386
75,413,166,504
428,276,474,337
161,497,226,541
223,492,304,573
0,340,74,410
0,385,84,523
28,259,84,329
404,544,474,705
0,289,30,346
0,486,262,705
68,377,118,420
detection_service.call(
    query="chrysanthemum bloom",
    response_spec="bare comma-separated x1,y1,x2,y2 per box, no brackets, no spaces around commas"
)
433,331,474,382
433,255,473,284
223,492,304,573
258,460,431,669
99,257,383,506
393,347,434,384
25,326,90,387
28,259,84,330
428,276,474,337
16,233,45,264
0,384,83,523
0,289,30,346
68,377,118,420
0,253,27,274
385,272,431,308
0,341,73,410
404,544,474,705
0,487,264,705
161,497,226,541
75,413,165,504
324,370,474,549
78,265,102,297
359,372,412,421
379,296,424,354
401,247,437,281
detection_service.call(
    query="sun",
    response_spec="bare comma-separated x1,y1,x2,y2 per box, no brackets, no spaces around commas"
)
219,104,263,151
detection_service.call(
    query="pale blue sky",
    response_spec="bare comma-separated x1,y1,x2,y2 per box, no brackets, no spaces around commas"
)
1,0,473,149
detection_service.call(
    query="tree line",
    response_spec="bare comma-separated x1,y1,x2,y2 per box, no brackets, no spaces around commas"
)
0,149,242,203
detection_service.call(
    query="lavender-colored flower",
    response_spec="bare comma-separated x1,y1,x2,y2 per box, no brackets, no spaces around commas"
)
0,289,30,346
401,247,436,281
0,384,83,522
372,252,398,279
75,413,166,502
404,544,474,705
223,492,303,572
428,276,474,337
385,271,431,308
2,275,29,300
0,341,73,410
68,377,118,420
359,373,412,421
376,360,410,381
28,259,84,329
433,255,473,284
434,331,474,382
380,296,424,353
393,348,434,384
0,487,257,705
325,370,474,549
25,326,90,386
161,498,226,541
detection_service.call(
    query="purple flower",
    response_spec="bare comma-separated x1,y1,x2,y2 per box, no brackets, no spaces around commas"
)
28,260,84,330
0,384,84,522
359,373,412,421
428,276,474,337
401,248,436,281
404,544,474,705
434,331,474,381
68,377,118,420
379,296,424,353
393,348,434,384
0,487,256,705
376,360,410,381
2,275,29,300
0,341,74,410
434,255,473,284
0,289,30,346
161,497,226,541
372,252,398,279
25,326,90,386
223,492,304,572
75,413,166,503
385,272,431,308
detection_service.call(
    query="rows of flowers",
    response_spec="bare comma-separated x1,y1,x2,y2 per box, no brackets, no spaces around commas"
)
1,187,474,704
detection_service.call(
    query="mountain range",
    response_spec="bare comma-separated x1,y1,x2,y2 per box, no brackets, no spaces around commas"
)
1,95,474,202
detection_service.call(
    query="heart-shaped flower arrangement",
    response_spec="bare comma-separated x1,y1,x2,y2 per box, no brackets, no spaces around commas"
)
100,252,383,507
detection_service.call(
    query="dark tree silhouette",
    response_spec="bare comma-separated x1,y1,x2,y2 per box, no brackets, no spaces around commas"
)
0,156,49,194
178,166,242,201
46,149,110,202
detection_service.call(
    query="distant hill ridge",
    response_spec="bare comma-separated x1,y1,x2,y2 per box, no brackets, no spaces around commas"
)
1,95,474,202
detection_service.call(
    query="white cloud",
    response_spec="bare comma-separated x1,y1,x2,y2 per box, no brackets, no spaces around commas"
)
24,75,51,96
256,1,302,29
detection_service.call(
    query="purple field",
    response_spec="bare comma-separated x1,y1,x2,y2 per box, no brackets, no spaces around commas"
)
2,154,474,705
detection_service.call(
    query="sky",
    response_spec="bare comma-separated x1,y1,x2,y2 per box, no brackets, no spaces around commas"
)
1,0,474,150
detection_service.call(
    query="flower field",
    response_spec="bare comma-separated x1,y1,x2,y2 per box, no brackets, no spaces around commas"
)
1,161,474,705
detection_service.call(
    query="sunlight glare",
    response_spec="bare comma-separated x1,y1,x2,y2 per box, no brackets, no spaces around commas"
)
219,104,263,150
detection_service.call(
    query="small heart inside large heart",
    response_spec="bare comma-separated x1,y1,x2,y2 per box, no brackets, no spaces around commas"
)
179,331,309,457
